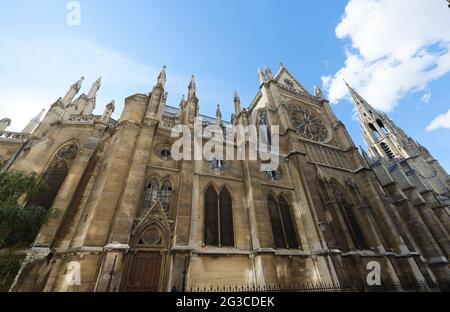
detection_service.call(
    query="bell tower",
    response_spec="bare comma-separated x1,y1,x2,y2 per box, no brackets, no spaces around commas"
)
347,83,420,161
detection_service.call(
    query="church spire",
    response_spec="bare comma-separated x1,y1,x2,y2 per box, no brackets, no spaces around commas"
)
188,75,197,100
347,83,416,161
22,109,45,134
62,77,84,106
180,76,199,125
265,65,273,80
87,77,102,99
346,81,378,119
233,91,241,115
157,65,167,88
216,104,222,125
258,67,266,85
146,66,168,118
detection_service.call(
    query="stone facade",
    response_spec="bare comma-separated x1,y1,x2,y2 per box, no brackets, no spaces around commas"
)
348,84,450,283
1,64,448,292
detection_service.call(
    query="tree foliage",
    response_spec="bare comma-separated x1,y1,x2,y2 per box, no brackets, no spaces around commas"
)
0,171,59,248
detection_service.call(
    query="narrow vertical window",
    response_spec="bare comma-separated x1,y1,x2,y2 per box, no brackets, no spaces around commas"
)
160,182,173,214
144,181,159,209
267,195,299,249
219,188,234,247
267,195,286,249
377,119,389,135
330,181,368,250
204,186,219,246
279,197,299,248
369,123,381,140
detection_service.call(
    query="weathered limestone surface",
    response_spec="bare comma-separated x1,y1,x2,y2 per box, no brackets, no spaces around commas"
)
2,65,448,292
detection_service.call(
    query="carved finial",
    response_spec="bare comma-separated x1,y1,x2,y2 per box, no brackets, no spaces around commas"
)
0,118,12,131
188,75,196,99
265,65,273,80
157,65,167,87
74,76,84,90
101,100,115,121
313,84,324,99
216,104,222,125
179,94,185,108
234,91,241,115
258,67,266,84
87,77,102,99
107,100,115,109
189,75,196,89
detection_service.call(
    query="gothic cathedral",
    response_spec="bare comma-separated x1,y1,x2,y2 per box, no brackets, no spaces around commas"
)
0,64,448,291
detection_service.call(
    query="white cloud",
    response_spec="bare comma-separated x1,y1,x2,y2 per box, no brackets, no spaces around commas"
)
322,0,450,112
421,92,432,104
0,35,158,132
426,108,450,132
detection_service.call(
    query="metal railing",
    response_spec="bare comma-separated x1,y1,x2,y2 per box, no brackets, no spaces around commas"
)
180,280,449,293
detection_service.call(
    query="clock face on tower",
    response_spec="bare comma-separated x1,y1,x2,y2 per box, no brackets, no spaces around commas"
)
291,106,329,142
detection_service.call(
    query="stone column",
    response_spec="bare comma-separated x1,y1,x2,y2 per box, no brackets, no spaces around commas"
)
108,118,158,244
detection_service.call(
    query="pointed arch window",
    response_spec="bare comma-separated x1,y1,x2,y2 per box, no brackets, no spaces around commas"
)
376,119,389,135
204,186,219,246
28,144,78,210
369,123,381,141
329,181,368,250
267,195,299,249
279,197,299,248
204,186,234,247
219,188,234,247
268,195,285,248
144,181,159,209
160,181,173,214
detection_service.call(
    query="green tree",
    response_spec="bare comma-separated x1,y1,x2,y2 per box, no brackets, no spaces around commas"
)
0,170,59,249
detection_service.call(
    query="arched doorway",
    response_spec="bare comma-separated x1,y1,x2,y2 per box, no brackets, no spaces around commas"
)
122,222,169,292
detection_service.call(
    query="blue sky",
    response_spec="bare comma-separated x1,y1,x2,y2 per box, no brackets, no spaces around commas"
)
0,0,449,171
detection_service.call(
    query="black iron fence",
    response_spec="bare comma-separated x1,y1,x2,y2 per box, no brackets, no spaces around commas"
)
182,280,449,293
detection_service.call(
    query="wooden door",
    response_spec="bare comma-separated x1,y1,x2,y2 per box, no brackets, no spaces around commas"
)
126,252,162,292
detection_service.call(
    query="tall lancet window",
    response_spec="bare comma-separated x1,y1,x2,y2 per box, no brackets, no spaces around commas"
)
144,181,159,209
329,180,368,250
268,195,285,248
204,186,234,247
376,119,389,135
204,186,219,246
160,181,173,214
267,195,299,249
28,144,78,210
369,124,381,141
219,188,234,247
258,108,272,147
